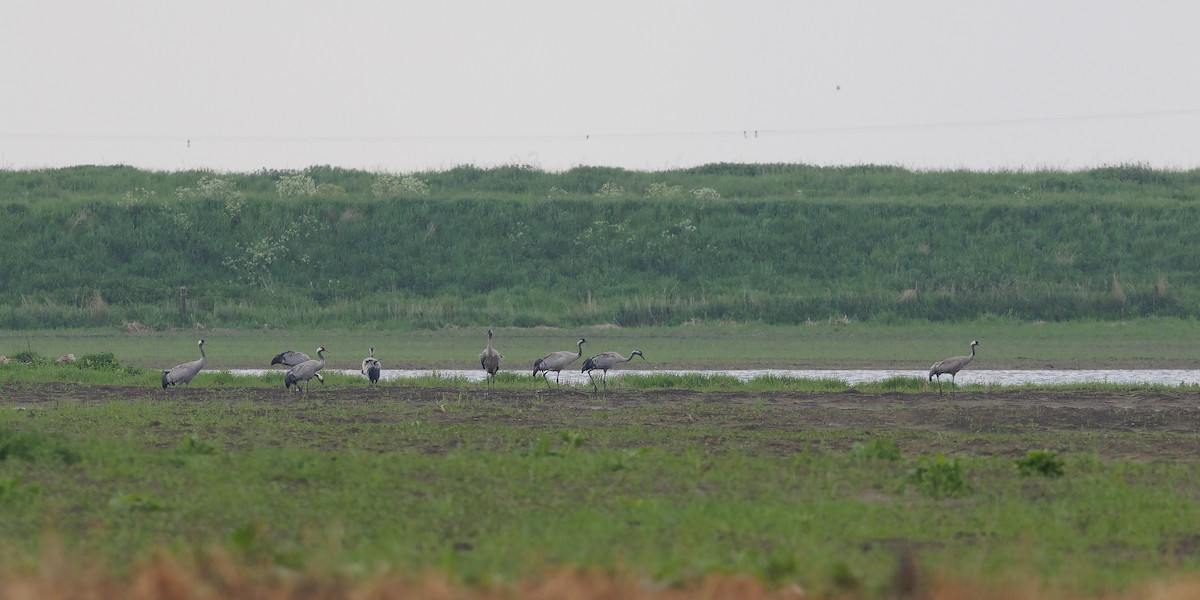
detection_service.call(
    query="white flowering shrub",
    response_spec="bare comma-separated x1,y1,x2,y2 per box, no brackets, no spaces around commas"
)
171,210,194,232
176,176,246,220
120,187,156,208
645,182,683,199
372,174,430,198
690,187,722,200
223,215,322,290
660,218,697,239
595,182,625,198
276,173,317,197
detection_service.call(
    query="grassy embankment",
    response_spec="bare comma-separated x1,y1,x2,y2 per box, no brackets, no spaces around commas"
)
3,164,1200,329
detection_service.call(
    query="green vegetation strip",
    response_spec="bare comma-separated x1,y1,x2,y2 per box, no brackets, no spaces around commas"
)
4,164,1200,329
7,317,1200,371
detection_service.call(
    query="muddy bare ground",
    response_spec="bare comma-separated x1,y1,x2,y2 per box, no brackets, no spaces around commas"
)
7,383,1200,460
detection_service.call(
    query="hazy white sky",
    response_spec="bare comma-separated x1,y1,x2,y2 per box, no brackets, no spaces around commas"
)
4,1,1200,173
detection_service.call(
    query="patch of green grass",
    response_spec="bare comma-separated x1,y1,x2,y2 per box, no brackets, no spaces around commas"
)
1016,449,1066,477
906,453,971,499
851,438,902,461
10,318,1200,373
0,391,1197,596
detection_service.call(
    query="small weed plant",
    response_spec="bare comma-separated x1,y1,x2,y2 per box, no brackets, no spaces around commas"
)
851,438,902,461
907,454,971,499
78,351,120,370
9,350,46,365
1015,449,1065,478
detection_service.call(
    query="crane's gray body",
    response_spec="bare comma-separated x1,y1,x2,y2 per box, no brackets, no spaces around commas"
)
162,339,206,389
273,349,324,383
581,349,644,394
929,340,979,394
271,350,310,366
479,329,502,391
285,346,326,394
532,338,587,386
361,347,381,386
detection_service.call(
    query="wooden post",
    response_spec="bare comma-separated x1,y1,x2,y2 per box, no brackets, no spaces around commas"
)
179,287,188,315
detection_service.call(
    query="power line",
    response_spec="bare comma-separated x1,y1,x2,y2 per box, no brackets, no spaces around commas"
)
2,107,1198,144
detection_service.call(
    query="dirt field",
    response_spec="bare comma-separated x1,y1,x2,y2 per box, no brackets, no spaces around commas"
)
8,382,1200,461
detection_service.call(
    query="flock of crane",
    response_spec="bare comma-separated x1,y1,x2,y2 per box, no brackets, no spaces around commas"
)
161,332,979,395
160,329,653,395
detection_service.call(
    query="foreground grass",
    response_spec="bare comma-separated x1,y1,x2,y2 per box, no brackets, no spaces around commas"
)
3,385,1200,597
7,317,1200,371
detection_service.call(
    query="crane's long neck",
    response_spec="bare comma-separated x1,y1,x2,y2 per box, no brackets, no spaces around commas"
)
316,349,325,367
576,340,584,357
198,343,206,364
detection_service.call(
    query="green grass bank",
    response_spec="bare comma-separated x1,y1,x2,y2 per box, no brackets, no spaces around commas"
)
3,163,1200,329
4,318,1200,371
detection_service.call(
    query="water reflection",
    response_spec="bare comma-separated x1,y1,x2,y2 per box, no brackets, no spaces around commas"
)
229,369,1200,387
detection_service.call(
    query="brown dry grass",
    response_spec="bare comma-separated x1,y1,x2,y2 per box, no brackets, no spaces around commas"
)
4,546,1200,600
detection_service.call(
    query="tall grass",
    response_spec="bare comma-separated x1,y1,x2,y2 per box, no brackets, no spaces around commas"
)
3,164,1200,329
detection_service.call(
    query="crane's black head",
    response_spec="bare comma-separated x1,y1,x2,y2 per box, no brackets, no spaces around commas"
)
198,339,206,346
317,346,326,353
578,338,587,345
632,350,645,360
487,329,494,338
970,340,980,347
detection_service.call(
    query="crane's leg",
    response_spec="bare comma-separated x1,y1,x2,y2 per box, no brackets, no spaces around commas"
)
936,375,943,395
588,372,598,395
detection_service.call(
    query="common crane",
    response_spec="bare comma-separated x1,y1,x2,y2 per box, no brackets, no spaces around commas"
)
479,329,502,392
162,339,206,389
929,340,979,394
361,347,381,387
272,349,323,383
271,350,309,366
532,338,587,387
285,346,326,395
581,349,644,395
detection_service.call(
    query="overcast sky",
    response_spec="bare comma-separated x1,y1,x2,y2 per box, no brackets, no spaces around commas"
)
4,1,1200,173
